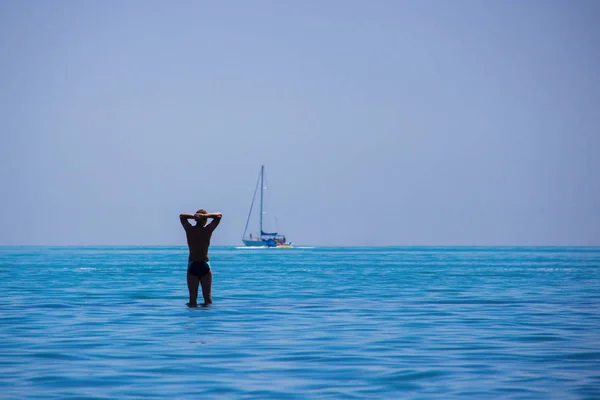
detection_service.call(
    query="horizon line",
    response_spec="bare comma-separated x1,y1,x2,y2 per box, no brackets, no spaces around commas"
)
1,244,599,248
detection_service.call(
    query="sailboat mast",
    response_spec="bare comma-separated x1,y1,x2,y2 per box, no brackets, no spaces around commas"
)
260,165,264,237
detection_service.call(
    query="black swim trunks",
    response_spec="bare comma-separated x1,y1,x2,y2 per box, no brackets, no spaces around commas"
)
187,261,211,277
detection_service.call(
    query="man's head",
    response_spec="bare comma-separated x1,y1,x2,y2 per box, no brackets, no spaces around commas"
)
194,209,207,226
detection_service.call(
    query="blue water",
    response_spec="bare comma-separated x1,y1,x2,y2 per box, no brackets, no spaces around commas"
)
1,246,599,399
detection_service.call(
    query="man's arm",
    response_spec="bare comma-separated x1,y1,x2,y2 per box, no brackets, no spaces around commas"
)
179,213,195,230
204,212,223,231
199,213,222,219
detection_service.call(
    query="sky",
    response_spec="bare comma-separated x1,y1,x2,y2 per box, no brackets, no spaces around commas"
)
1,0,599,246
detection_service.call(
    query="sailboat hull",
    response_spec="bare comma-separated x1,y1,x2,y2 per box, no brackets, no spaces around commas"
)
242,239,294,248
242,239,265,247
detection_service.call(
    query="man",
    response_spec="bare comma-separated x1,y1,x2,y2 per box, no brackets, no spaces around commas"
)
179,209,222,307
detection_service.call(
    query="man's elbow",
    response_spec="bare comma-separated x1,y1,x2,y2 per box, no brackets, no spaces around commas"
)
215,213,223,219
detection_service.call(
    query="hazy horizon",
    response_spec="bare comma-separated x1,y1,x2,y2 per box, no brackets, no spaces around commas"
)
1,1,599,246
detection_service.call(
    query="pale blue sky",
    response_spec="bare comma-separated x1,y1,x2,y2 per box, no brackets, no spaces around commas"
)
1,0,599,246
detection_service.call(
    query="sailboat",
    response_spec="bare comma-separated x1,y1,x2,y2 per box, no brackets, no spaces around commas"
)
242,165,293,248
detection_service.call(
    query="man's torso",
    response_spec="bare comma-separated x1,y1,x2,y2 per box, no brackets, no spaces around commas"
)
186,226,211,262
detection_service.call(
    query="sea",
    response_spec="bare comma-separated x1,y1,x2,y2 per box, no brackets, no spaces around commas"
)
1,246,599,399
